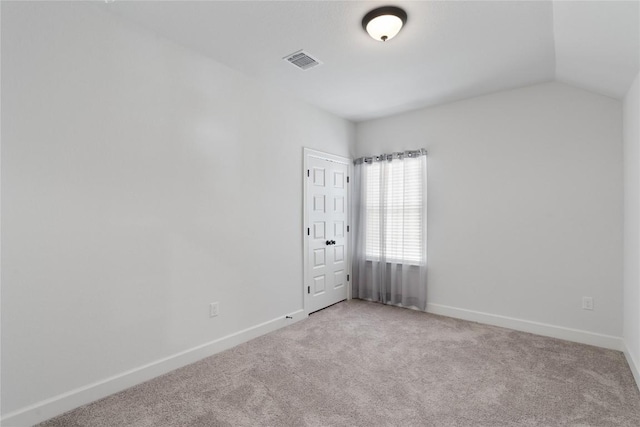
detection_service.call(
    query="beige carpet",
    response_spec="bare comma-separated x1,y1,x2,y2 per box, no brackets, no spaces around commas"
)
39,300,640,426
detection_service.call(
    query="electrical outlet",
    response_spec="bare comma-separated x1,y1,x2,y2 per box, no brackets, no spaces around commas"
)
209,302,219,318
582,297,593,311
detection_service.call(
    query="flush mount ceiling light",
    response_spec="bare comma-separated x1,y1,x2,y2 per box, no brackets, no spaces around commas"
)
362,6,407,42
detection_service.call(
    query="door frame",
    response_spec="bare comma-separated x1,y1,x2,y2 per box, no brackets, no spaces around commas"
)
303,148,353,315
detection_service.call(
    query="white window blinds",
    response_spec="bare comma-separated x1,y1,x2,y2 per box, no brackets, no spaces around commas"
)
364,156,425,264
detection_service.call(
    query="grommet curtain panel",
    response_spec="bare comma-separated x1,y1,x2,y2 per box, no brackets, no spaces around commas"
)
352,150,427,310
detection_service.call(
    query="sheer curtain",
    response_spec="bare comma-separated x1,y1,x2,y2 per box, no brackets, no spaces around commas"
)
352,150,427,310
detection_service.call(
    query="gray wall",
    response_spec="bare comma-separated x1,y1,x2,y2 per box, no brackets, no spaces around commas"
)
357,82,623,338
1,1,355,417
623,72,640,383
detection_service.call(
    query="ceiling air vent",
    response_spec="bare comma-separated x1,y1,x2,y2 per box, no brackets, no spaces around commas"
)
283,50,322,71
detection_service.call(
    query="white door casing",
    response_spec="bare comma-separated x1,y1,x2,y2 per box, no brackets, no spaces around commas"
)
303,148,351,314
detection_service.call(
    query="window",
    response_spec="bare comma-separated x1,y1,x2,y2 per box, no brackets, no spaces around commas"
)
364,156,425,264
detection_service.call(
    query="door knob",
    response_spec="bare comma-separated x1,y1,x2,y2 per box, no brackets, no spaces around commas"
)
326,240,331,246
331,240,336,245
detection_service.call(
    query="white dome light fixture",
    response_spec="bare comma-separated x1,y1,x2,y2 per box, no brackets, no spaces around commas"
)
362,6,407,42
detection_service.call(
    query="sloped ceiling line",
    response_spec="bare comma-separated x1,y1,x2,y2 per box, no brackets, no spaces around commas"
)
103,0,639,121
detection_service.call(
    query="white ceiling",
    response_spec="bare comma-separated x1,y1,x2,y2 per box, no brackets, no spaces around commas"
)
553,1,639,99
102,1,640,122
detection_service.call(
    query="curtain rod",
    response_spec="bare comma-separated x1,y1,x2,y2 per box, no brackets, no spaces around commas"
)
354,148,427,165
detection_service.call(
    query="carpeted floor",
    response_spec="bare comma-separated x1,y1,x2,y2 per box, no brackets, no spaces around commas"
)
39,300,640,426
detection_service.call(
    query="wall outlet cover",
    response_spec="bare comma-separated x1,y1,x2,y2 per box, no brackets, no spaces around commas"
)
209,302,219,317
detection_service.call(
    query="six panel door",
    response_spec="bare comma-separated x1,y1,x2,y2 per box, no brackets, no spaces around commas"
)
306,155,349,314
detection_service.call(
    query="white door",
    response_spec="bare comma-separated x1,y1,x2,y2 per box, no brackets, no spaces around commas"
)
304,149,350,314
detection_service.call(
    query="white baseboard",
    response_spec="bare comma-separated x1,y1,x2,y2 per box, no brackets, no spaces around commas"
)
426,303,623,351
623,343,640,391
1,309,307,427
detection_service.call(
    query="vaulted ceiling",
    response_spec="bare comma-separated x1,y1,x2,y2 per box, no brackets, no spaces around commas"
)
102,1,639,122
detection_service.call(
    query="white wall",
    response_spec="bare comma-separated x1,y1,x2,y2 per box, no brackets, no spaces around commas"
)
356,82,623,342
1,1,354,421
623,72,640,385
